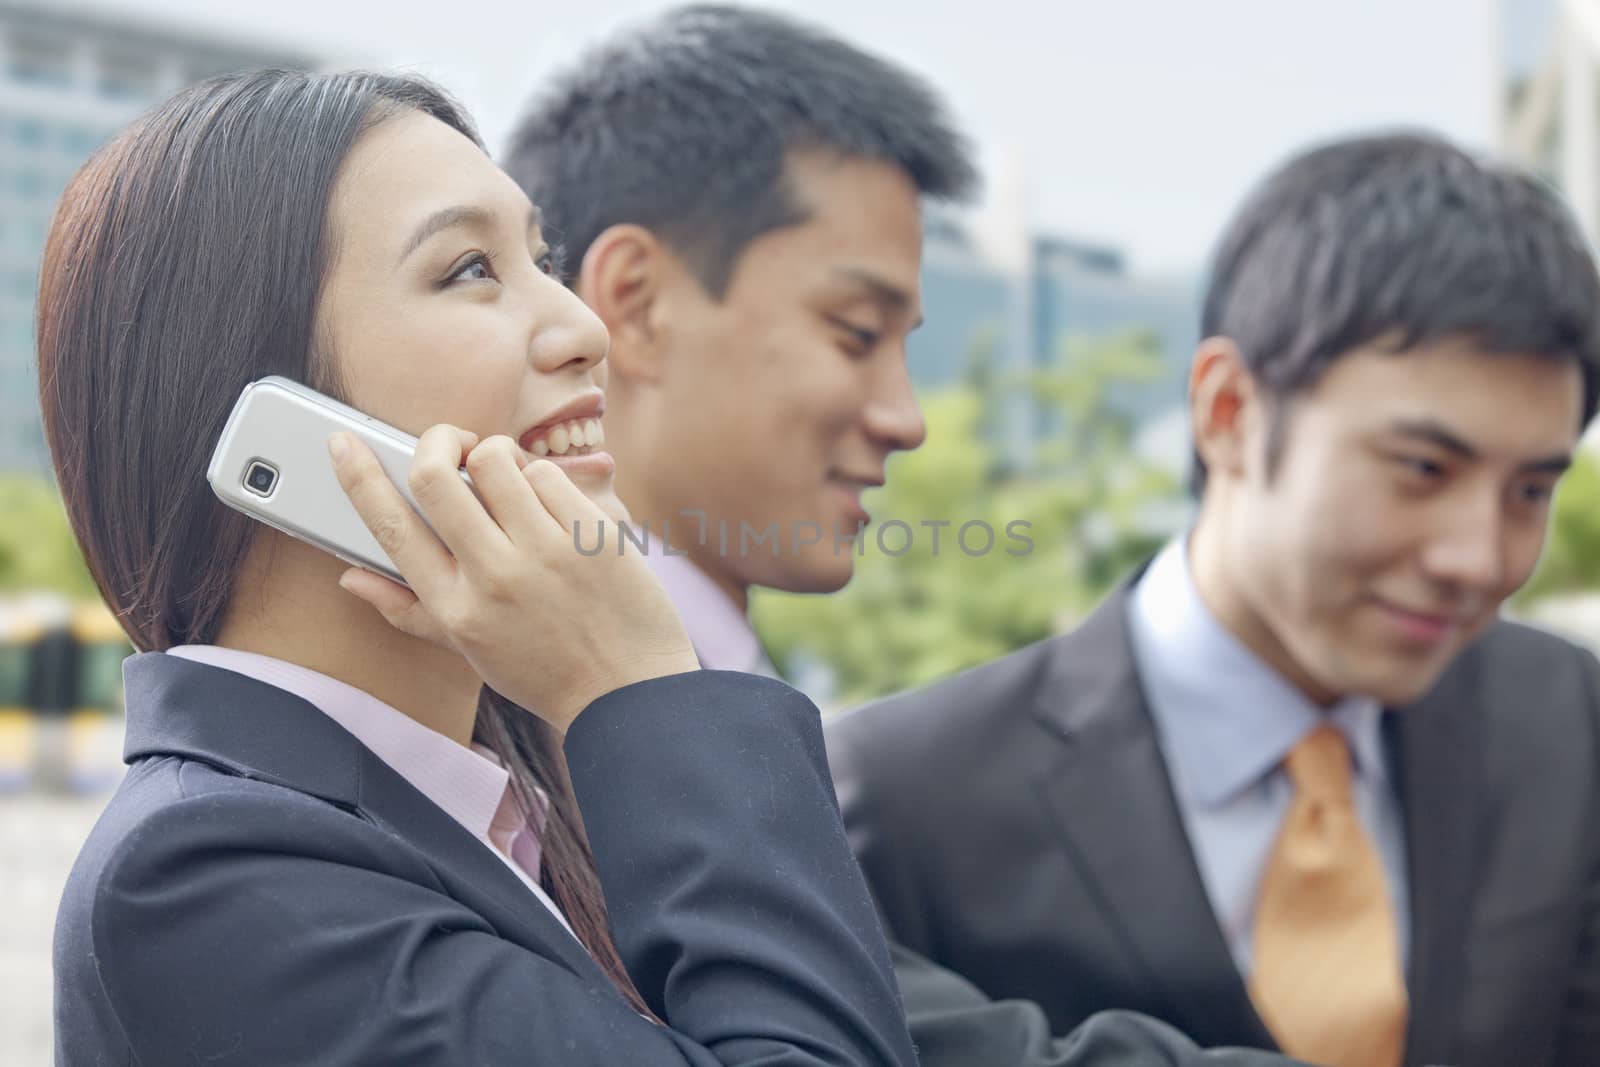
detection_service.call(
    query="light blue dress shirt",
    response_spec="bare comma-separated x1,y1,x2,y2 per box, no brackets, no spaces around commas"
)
1125,538,1410,978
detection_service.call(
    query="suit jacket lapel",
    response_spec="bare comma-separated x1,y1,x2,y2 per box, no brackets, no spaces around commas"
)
1390,650,1488,1067
1027,590,1277,1049
350,742,614,986
122,653,615,992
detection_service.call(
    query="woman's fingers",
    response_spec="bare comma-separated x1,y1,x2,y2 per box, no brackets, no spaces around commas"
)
466,436,563,544
406,425,507,569
522,459,606,535
339,428,699,733
329,433,453,598
337,568,450,646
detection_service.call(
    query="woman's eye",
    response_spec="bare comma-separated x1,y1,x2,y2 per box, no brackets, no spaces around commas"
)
447,253,496,284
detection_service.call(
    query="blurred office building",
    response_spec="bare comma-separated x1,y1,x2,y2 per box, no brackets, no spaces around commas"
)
1500,0,1600,239
913,202,1199,472
0,0,315,475
0,1,1200,479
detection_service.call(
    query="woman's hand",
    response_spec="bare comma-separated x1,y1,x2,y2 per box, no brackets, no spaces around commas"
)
330,425,701,733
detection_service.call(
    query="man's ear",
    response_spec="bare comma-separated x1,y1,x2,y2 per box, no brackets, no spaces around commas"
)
576,223,666,384
1189,336,1259,483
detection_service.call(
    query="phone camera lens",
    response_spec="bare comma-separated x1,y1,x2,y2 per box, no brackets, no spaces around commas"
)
244,460,278,498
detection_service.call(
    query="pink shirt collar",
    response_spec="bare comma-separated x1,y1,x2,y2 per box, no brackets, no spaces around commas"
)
165,644,540,873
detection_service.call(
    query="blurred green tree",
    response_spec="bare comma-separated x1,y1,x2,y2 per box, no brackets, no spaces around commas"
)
0,475,97,598
752,329,1185,704
1517,448,1600,604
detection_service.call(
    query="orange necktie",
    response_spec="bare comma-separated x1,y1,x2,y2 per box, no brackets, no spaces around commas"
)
1248,725,1408,1067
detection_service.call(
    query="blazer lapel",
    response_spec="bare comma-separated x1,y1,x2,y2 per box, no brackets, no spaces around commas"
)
122,653,617,994
351,743,615,987
1389,650,1488,1067
1026,590,1277,1049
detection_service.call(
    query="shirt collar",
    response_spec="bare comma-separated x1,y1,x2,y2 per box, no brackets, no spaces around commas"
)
644,548,776,676
165,645,514,843
1126,538,1387,809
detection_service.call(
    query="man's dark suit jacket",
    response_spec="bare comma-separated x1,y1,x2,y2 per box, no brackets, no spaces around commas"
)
54,654,921,1065
827,585,1600,1067
886,942,1307,1066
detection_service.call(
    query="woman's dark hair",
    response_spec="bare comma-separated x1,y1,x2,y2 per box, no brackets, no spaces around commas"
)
1192,130,1600,495
35,68,650,1017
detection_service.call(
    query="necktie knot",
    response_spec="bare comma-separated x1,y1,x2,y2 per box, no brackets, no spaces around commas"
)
1284,724,1354,803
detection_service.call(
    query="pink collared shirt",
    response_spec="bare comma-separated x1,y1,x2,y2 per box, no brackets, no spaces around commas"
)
165,645,577,943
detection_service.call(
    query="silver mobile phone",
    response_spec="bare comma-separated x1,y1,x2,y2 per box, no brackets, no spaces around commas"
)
208,376,459,584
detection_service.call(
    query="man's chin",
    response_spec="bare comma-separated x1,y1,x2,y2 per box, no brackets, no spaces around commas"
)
754,550,856,595
1343,657,1458,709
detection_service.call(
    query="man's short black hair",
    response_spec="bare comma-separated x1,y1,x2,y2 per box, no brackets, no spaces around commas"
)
1192,131,1600,495
502,4,978,296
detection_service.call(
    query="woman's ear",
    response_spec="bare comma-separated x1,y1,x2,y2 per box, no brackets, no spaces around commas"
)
575,224,666,385
1189,336,1258,484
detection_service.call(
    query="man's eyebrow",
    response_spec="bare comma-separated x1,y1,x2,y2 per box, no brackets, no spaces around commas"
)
1387,417,1572,473
397,203,544,266
830,267,922,329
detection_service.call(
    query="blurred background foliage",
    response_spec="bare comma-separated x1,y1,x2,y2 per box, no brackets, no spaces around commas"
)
1515,449,1600,605
0,475,96,599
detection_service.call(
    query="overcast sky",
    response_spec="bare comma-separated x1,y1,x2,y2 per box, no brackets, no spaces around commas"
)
69,0,1513,273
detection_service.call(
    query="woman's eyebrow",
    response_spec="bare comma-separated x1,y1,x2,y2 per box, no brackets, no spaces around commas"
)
397,204,544,266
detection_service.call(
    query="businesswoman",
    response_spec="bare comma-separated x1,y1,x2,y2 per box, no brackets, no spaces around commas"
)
42,69,916,1066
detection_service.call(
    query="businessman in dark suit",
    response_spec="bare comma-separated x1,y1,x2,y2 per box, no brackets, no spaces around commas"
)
830,132,1600,1067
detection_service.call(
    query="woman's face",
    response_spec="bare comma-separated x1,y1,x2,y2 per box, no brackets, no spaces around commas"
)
318,110,625,519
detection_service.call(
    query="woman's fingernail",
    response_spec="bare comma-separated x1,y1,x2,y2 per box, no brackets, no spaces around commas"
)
328,433,351,462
